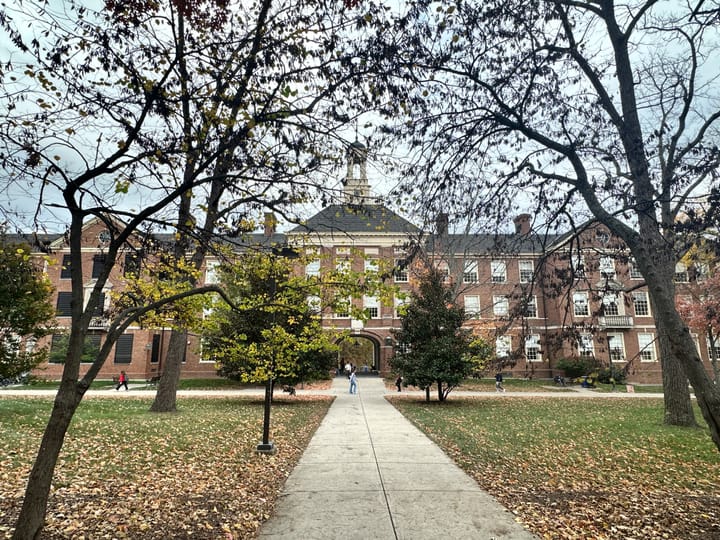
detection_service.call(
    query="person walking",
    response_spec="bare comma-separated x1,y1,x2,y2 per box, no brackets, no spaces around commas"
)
349,371,358,394
395,375,403,392
115,370,129,391
495,372,505,393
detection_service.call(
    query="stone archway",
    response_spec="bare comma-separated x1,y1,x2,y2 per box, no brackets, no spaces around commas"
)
337,334,381,375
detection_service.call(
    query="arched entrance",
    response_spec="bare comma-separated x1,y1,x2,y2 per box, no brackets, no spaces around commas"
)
337,334,381,375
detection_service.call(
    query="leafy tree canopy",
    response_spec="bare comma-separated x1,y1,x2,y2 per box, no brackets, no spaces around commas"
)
0,244,55,379
390,268,489,401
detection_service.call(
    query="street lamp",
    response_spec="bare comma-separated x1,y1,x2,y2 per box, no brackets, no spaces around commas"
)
256,245,298,455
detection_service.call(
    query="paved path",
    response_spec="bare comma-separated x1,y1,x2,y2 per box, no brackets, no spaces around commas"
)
257,376,537,540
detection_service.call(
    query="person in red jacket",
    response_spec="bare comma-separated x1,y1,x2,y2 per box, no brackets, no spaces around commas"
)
115,370,129,391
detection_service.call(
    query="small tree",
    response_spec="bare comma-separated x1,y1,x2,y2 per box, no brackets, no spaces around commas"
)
677,271,720,382
390,268,486,401
202,250,339,389
0,244,55,379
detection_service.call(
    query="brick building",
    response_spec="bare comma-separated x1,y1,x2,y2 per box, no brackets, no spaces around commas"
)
10,142,716,384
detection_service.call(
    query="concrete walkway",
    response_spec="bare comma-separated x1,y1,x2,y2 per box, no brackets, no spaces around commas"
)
258,376,537,540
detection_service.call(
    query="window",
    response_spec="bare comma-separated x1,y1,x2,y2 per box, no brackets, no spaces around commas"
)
61,255,72,279
602,292,619,316
56,292,72,317
629,258,643,279
464,295,480,319
694,262,710,282
579,334,595,358
525,334,541,362
364,258,379,274
633,292,650,316
114,334,134,364
707,337,720,360
335,258,351,274
491,260,507,283
89,293,106,318
204,261,220,284
305,259,321,277
571,253,585,276
493,296,509,316
496,335,511,358
124,252,141,277
607,334,625,362
363,296,379,319
523,296,538,318
463,260,478,283
307,295,321,315
638,333,656,362
91,254,106,279
599,256,615,280
573,292,589,316
519,260,534,283
333,296,351,318
49,334,65,363
438,263,450,282
393,261,408,282
394,296,409,318
674,262,689,283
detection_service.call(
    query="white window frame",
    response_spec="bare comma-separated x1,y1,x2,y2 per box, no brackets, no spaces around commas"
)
519,260,534,283
629,258,643,279
394,296,409,318
599,256,616,280
305,259,321,277
607,333,625,362
573,292,589,316
638,333,657,362
307,295,321,315
491,260,507,283
602,292,621,316
333,296,351,319
393,260,408,282
632,291,650,317
525,334,542,362
571,253,585,276
579,333,595,358
675,262,689,283
496,335,511,358
524,296,538,318
463,260,478,283
205,260,220,284
336,258,351,274
437,262,450,282
363,295,379,319
464,295,480,319
493,296,509,316
364,258,379,274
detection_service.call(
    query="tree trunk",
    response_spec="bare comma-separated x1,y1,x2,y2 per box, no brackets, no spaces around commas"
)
425,386,430,402
658,330,698,427
709,329,720,383
13,383,83,540
652,281,720,451
437,381,444,401
150,329,187,413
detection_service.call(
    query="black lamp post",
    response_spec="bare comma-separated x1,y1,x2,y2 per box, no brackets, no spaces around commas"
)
256,246,298,455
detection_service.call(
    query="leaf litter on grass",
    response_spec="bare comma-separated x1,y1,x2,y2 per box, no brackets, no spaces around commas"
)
0,395,332,539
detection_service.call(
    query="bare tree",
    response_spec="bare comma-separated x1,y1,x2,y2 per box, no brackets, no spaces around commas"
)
377,2,720,446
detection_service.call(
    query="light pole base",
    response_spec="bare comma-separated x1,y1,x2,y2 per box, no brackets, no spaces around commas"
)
256,442,277,455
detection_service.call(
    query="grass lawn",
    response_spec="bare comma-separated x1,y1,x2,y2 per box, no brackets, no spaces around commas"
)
389,396,720,539
0,395,332,539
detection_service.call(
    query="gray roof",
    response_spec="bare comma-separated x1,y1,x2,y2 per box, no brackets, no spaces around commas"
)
289,204,421,235
427,232,563,256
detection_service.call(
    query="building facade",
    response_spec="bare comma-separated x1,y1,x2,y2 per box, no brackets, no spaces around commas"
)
12,144,716,384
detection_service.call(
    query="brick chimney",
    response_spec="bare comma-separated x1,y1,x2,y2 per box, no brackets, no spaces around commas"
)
436,212,449,237
264,212,277,237
513,214,531,235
